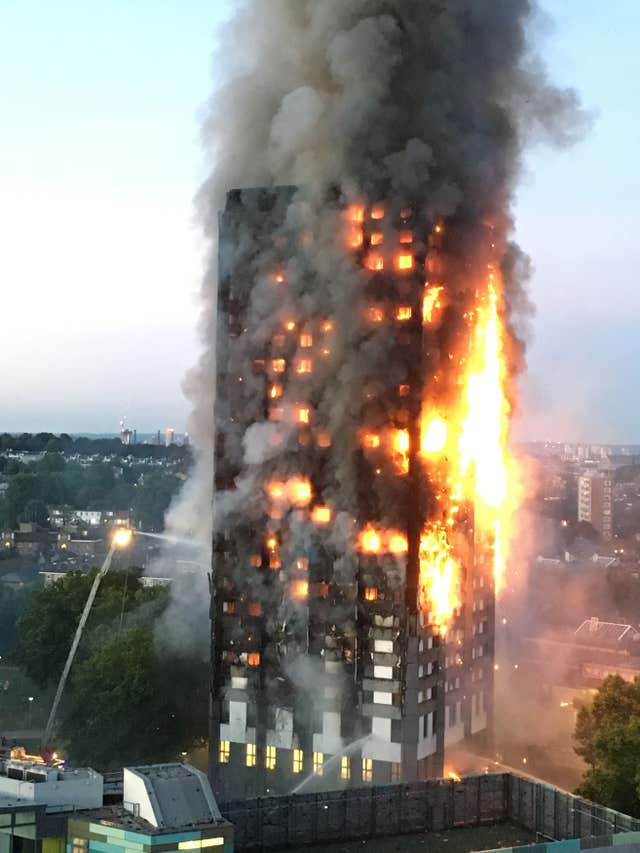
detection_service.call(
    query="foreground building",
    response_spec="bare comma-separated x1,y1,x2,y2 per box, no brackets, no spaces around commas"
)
209,188,495,799
0,750,233,853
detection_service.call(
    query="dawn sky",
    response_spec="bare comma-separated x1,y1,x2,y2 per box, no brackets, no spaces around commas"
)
0,1,637,442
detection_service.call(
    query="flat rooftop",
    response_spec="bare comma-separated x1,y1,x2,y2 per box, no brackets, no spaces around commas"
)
78,804,229,836
272,823,536,853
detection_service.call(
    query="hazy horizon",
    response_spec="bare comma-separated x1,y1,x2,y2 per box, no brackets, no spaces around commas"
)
1,1,638,442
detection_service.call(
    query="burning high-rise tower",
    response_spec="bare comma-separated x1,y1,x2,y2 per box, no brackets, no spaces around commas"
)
188,1,586,803
210,186,509,798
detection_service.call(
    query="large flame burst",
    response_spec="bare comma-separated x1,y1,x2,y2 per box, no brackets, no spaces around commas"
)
419,255,518,634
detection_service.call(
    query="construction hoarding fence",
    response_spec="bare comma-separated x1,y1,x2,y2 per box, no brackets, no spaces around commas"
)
221,773,640,852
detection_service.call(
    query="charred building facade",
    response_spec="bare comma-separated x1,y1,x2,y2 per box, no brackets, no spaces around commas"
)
209,186,495,800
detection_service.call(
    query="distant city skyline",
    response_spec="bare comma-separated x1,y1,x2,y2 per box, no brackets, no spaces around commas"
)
1,1,638,441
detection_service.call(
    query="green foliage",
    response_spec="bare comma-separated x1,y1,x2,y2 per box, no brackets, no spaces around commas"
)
58,626,208,768
14,570,167,687
0,453,181,531
575,676,640,815
133,471,182,531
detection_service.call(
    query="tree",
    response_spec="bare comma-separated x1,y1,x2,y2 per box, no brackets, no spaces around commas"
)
133,470,181,531
0,585,33,655
575,675,640,816
58,626,208,768
14,569,167,687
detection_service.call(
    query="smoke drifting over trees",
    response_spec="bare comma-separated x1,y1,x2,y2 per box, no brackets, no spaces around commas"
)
157,1,587,657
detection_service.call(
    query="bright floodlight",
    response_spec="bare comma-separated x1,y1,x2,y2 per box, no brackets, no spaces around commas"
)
113,528,133,549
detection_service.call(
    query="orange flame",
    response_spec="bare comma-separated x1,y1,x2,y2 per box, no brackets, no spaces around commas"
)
419,525,459,634
393,429,410,475
365,253,384,271
357,526,409,556
360,526,381,554
422,285,444,324
292,579,309,600
417,252,520,628
421,417,447,455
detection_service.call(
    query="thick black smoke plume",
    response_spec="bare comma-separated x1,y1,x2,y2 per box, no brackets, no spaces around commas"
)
156,0,587,656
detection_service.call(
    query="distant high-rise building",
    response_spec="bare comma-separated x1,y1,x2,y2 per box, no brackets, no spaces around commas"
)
578,472,613,540
165,428,176,447
119,418,134,446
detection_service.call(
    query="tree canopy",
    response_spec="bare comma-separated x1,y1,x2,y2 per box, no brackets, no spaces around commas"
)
58,626,208,768
0,451,185,530
14,569,167,686
14,570,208,768
575,675,640,816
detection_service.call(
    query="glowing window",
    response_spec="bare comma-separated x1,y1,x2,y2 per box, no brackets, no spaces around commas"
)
178,839,224,850
340,756,351,781
222,601,235,615
364,588,378,602
349,227,363,249
274,273,285,284
246,743,257,767
300,333,313,348
285,320,296,331
398,384,410,397
397,254,414,271
268,482,285,500
297,406,311,425
399,231,413,244
312,506,331,525
371,206,385,220
317,432,332,448
219,740,230,764
269,407,283,422
293,749,304,773
292,579,309,600
365,253,384,271
247,653,261,667
316,582,329,598
396,306,412,321
269,555,281,570
313,752,324,776
247,603,262,617
266,745,276,770
370,232,383,246
271,358,286,374
363,433,381,449
290,479,312,505
349,205,364,223
367,306,385,323
296,359,313,374
400,207,412,219
362,758,373,783
296,557,309,571
269,384,283,400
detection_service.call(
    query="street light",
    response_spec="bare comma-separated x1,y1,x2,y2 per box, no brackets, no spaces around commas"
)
42,528,133,746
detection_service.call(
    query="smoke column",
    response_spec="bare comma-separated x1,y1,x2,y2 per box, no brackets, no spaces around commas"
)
156,1,587,657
